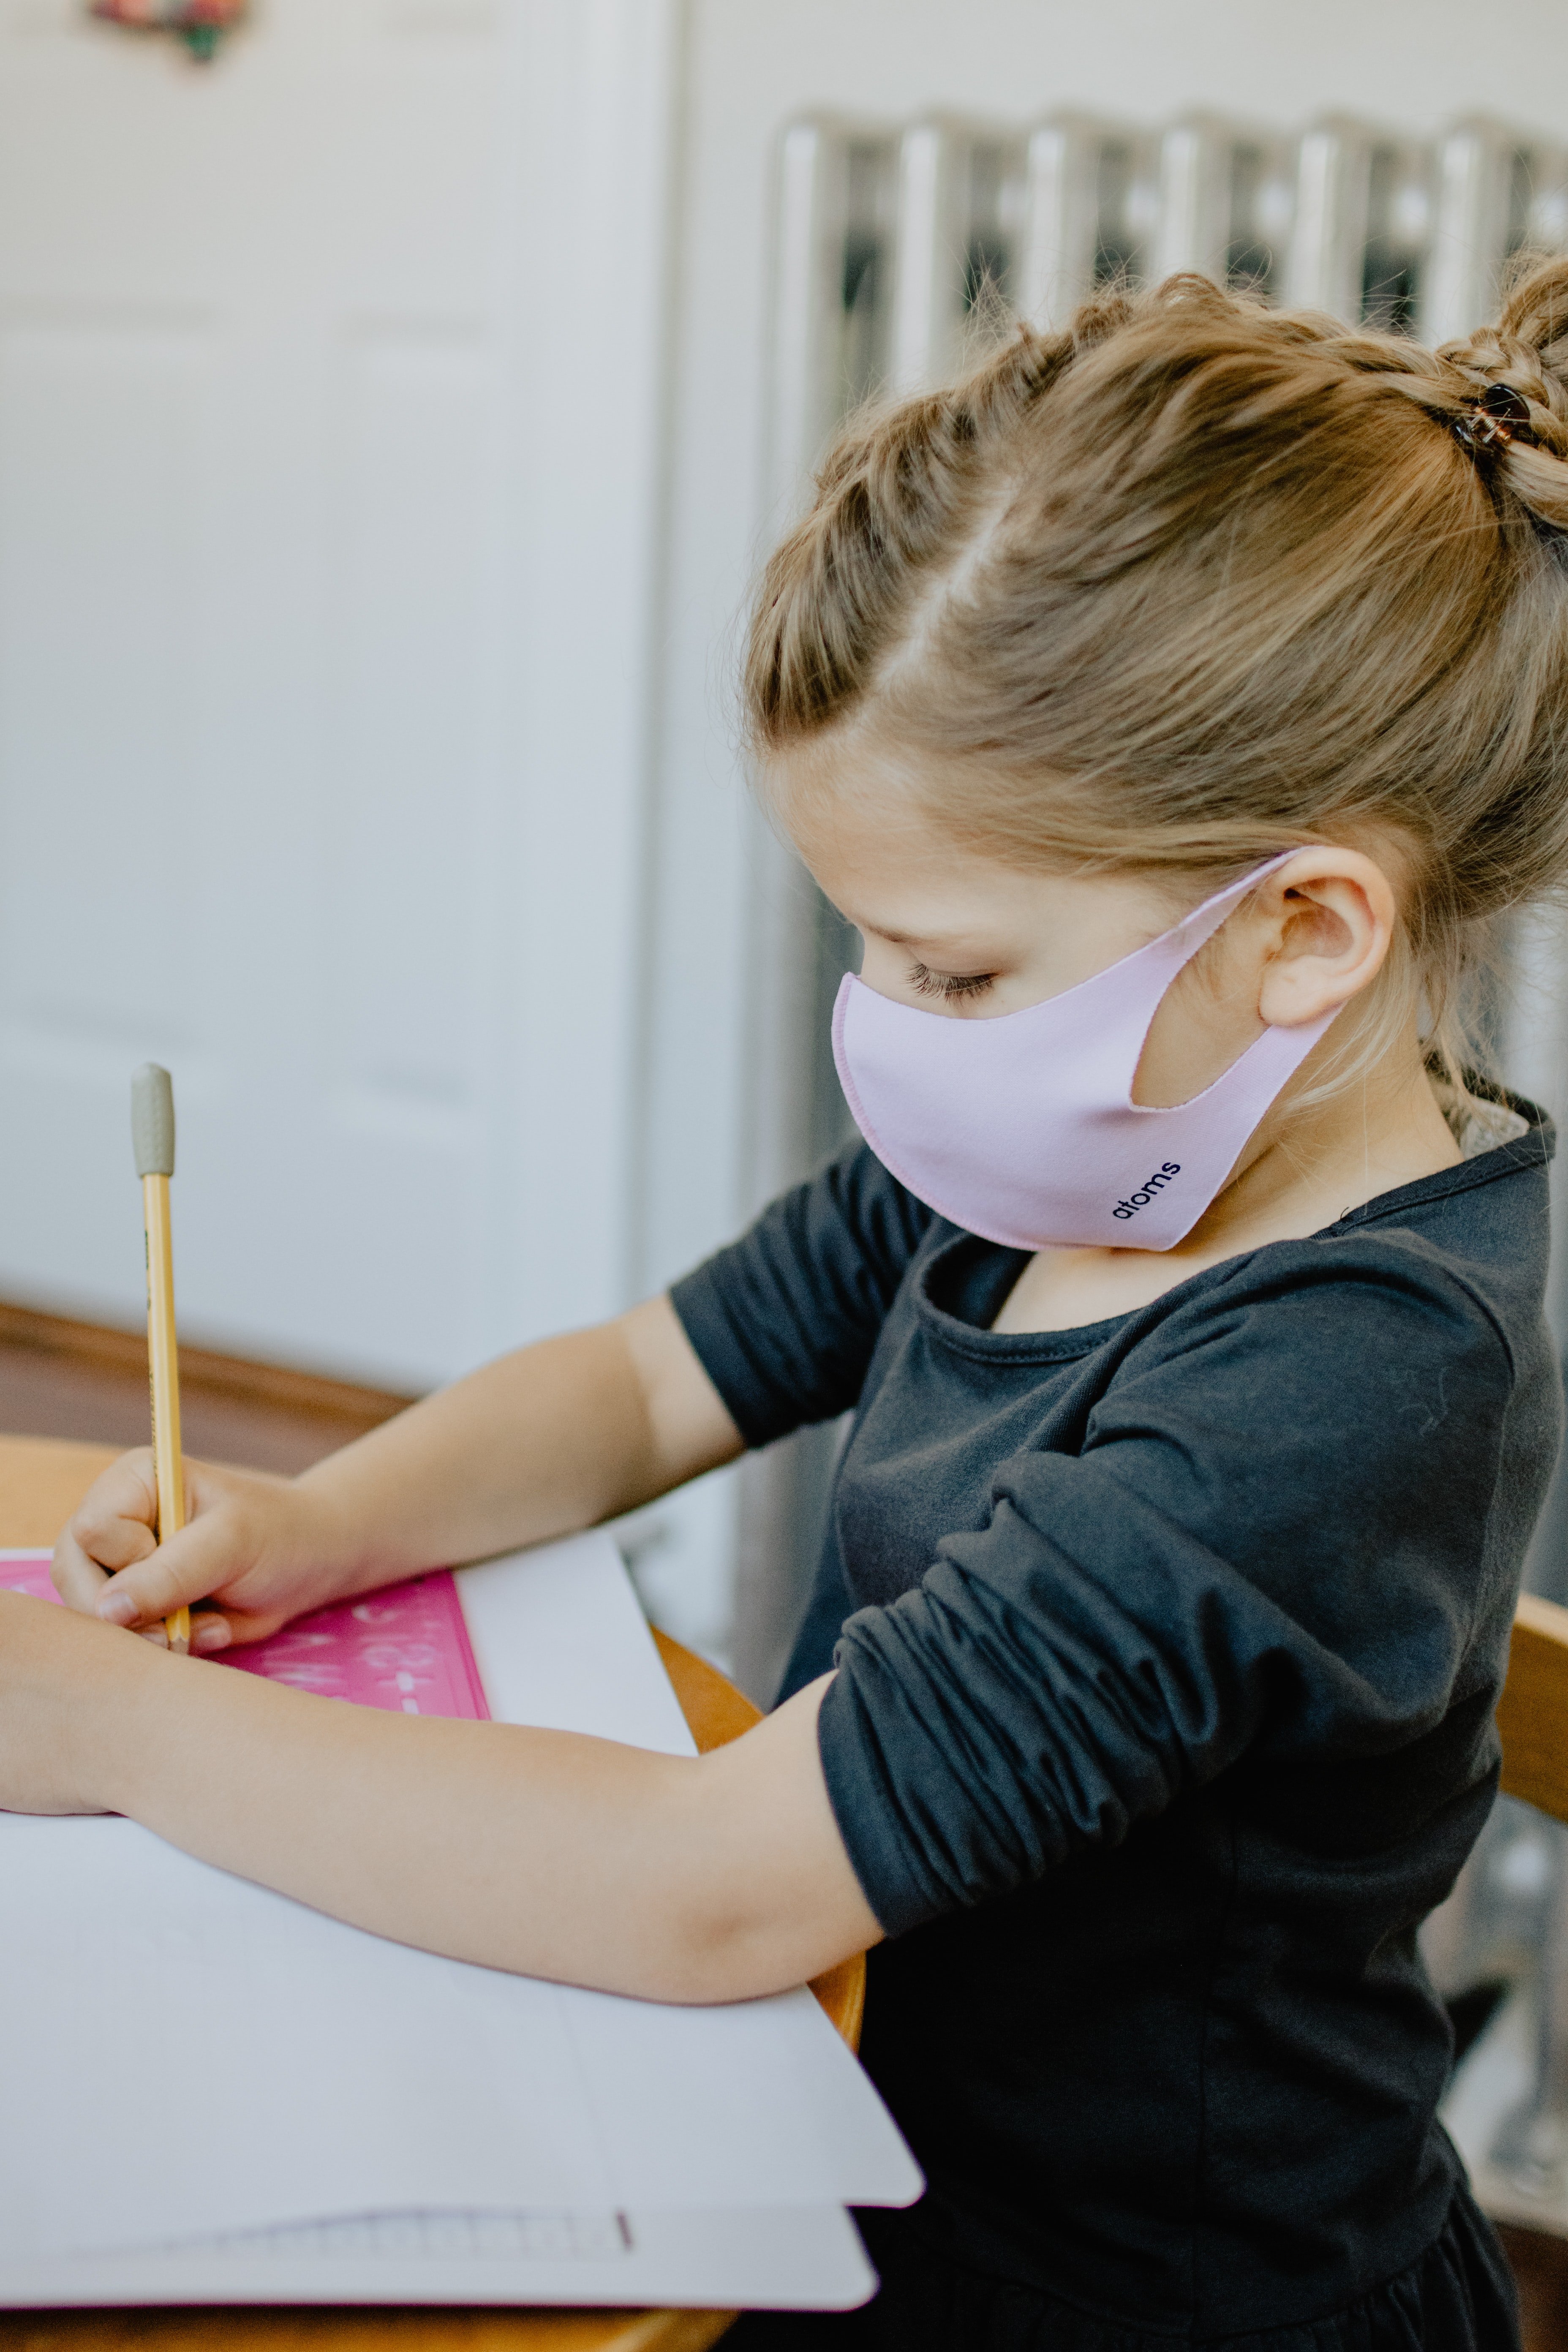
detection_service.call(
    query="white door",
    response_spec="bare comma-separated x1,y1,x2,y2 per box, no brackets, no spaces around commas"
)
0,0,677,1390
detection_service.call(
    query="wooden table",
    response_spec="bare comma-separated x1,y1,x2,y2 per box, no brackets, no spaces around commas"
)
0,1437,866,2352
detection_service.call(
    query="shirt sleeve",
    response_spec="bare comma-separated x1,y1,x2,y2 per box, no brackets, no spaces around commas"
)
669,1143,935,1448
816,1237,1522,1939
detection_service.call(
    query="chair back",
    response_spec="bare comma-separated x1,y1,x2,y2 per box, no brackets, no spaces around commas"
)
1498,1593,1568,1826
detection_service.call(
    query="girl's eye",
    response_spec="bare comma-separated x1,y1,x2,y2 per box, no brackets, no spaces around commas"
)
908,962,996,1002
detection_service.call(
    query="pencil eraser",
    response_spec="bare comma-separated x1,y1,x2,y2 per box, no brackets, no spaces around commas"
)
131,1064,176,1179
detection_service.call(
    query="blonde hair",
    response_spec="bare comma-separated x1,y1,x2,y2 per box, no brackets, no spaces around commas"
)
744,261,1568,1104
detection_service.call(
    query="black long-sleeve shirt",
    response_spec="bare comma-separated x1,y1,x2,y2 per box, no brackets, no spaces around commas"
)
671,1115,1559,2344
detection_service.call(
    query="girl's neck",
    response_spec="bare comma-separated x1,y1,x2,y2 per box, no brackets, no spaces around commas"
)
992,1037,1464,1337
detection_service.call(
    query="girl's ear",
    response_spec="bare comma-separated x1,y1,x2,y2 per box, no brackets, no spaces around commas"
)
1255,850,1396,1030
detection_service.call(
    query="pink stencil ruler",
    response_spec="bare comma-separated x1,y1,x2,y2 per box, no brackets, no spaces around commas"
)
0,1554,490,1721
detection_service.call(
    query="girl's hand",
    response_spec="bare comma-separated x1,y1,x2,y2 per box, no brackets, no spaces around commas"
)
48,1303,748,1663
0,1590,152,1813
52,1454,349,1655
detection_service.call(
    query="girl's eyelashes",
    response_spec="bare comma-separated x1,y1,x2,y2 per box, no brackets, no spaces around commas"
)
908,961,996,1002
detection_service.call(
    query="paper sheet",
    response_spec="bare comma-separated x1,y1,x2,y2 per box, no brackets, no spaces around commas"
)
0,1532,919,2281
0,2202,876,2313
457,1540,694,1755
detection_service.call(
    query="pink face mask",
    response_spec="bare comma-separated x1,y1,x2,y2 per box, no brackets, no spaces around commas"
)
831,853,1340,1252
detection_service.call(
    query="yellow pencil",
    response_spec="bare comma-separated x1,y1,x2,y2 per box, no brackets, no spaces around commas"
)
131,1064,190,1656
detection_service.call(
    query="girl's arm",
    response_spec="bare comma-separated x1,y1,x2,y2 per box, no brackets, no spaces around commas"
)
52,1297,745,1644
0,1594,879,2001
33,1301,876,2003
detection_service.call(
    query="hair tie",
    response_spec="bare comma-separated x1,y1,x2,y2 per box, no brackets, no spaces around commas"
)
1453,382,1538,453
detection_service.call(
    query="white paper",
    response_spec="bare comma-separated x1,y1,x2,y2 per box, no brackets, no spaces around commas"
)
0,2205,876,2313
1,1814,610,2256
458,1535,697,1758
0,1532,919,2278
463,1537,917,2216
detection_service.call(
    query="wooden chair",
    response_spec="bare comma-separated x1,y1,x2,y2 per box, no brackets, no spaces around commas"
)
1498,1592,1568,1827
1482,1592,1568,2352
0,1437,862,2352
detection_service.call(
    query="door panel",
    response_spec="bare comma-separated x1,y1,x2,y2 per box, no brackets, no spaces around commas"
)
0,0,675,1388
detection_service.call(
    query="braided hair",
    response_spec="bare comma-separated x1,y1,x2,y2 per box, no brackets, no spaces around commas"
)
745,258,1568,1111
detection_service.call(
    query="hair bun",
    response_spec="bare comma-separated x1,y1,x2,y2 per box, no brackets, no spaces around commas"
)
1431,258,1568,522
1494,257,1568,395
1442,260,1568,421
1448,386,1538,471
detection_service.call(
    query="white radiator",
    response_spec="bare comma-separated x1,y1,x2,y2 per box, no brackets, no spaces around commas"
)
768,111,1568,504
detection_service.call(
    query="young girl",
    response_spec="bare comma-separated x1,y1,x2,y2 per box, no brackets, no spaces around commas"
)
6,260,1568,2351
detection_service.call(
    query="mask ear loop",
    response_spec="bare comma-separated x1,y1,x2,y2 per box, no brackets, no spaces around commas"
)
1121,851,1305,1112
1159,850,1303,972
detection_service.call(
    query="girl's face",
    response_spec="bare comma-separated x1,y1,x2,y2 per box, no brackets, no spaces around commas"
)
778,743,1395,1112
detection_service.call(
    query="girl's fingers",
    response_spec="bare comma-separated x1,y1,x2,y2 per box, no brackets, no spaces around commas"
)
50,1528,114,1611
52,1449,159,1573
51,1454,163,1610
187,1605,293,1653
93,1508,252,1631
66,1449,159,1546
60,1454,313,1642
64,1511,159,1575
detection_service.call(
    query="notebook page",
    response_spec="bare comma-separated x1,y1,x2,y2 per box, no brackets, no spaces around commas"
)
464,1539,912,2216
456,1536,694,1755
0,1532,919,2264
0,2202,876,2312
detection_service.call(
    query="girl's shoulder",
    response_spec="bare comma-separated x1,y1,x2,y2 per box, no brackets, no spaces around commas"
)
1153,1108,1556,1377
